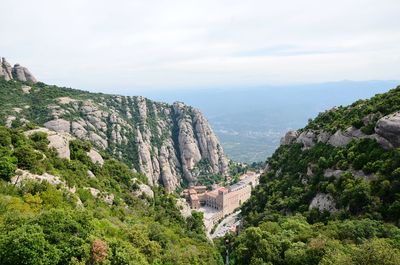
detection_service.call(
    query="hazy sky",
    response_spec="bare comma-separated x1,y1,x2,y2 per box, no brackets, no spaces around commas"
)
1,0,399,93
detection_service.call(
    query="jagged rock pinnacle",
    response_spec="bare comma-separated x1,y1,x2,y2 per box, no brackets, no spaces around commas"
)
0,57,37,83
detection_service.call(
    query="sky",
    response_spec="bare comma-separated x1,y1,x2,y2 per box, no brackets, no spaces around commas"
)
1,0,400,93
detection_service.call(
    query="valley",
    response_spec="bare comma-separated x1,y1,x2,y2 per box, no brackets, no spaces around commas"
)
2,1,399,264
1,59,400,265
141,80,399,163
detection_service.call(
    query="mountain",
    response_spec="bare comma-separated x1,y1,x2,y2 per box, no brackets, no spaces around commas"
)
140,80,399,163
0,59,228,192
0,61,224,264
217,85,400,264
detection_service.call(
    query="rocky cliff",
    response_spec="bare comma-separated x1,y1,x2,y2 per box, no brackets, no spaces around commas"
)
0,57,37,83
0,74,228,192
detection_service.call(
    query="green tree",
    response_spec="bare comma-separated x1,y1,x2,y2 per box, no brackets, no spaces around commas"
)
0,224,58,265
0,156,17,181
14,145,40,170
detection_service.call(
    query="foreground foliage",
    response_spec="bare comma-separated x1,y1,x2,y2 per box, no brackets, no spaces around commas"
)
216,215,400,265
0,125,222,264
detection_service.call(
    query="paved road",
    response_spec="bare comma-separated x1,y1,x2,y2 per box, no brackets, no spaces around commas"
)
211,210,241,239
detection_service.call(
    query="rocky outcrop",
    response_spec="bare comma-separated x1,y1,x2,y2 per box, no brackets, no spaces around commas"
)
134,183,154,199
25,128,72,159
281,122,395,151
1,79,228,192
0,58,13,81
375,112,400,147
280,130,299,145
323,168,378,181
173,102,229,183
12,64,37,83
24,128,106,166
176,198,192,218
12,169,65,186
309,193,337,213
87,149,104,165
0,58,37,83
328,127,363,147
296,131,317,149
328,130,353,147
84,187,114,205
44,119,71,133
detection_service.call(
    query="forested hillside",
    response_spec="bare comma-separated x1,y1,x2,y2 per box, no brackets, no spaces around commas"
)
0,125,222,264
217,86,400,265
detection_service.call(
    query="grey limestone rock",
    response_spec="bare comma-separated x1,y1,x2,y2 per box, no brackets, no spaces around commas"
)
12,63,37,83
87,149,104,166
296,131,316,149
375,112,400,147
0,58,13,81
280,130,299,145
44,119,71,133
309,193,337,212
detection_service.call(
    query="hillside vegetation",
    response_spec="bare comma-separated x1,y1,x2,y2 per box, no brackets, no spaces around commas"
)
0,124,222,264
217,86,400,265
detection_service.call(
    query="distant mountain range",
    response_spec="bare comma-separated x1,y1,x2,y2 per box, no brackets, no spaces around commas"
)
140,80,400,163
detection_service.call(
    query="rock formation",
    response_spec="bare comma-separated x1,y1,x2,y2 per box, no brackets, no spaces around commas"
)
309,193,337,213
280,116,398,151
41,98,228,192
0,62,229,192
280,130,299,145
375,112,400,147
173,102,228,183
0,58,37,83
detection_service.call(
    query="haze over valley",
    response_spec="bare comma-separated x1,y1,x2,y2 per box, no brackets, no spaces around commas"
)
1,1,400,264
142,80,399,162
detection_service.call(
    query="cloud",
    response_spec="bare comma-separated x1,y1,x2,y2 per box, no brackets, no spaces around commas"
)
0,0,399,92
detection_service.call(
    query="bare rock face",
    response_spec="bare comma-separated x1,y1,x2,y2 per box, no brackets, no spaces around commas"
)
296,131,316,149
317,131,332,143
282,122,395,152
134,183,154,199
159,144,180,191
0,58,13,81
47,133,71,159
12,169,65,186
21,85,31,94
44,119,71,133
324,168,377,181
327,126,363,147
176,198,192,218
375,112,400,147
173,102,228,184
87,149,104,166
25,128,72,159
88,132,108,149
309,193,337,212
0,58,37,83
328,130,352,147
280,130,299,145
